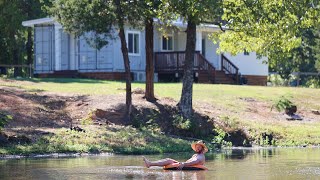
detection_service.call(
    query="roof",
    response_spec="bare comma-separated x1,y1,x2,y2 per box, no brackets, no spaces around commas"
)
22,17,223,32
22,17,56,27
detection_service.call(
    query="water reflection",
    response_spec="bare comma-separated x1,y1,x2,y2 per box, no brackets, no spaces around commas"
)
224,149,249,160
1,148,320,179
170,171,205,180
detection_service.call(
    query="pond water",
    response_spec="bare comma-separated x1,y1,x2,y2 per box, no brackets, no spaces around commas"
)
1,148,320,179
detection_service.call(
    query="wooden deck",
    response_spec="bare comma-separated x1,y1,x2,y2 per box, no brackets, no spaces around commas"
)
155,51,240,84
155,51,216,83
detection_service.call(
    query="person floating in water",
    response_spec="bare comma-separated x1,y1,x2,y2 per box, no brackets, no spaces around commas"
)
143,140,208,170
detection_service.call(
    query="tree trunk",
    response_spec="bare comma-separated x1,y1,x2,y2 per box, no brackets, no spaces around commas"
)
10,33,21,77
119,28,132,120
27,28,33,65
13,47,20,77
145,18,156,101
114,0,132,121
178,20,196,119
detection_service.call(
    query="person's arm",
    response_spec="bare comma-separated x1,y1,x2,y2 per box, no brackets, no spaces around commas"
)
177,155,204,170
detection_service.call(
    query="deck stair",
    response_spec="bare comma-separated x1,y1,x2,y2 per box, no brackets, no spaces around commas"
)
214,70,237,84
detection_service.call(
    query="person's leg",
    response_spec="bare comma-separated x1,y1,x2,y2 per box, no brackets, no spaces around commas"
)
143,156,179,168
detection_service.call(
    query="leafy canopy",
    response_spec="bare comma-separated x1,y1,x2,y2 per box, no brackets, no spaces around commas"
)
213,0,320,56
158,0,222,24
49,0,143,49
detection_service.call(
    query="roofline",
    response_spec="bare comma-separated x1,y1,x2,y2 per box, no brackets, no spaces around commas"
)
22,17,56,27
22,17,225,32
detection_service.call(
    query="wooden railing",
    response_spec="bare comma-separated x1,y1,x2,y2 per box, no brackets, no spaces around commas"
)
155,51,216,83
195,53,216,83
221,54,240,84
155,51,186,71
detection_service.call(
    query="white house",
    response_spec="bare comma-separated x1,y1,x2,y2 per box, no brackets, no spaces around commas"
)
22,17,268,85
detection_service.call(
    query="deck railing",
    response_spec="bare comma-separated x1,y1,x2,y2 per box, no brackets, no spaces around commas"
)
155,51,216,82
221,54,240,84
154,51,186,72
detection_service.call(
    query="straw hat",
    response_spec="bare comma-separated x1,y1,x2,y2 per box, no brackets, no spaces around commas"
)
191,140,208,153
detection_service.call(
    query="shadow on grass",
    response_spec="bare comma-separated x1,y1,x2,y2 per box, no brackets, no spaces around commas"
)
1,88,89,131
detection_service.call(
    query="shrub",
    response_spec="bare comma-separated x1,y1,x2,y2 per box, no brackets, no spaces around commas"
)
305,78,320,88
271,96,295,112
0,112,12,130
172,115,192,130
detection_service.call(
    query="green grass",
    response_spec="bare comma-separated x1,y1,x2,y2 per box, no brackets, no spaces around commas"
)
242,120,320,146
2,78,319,106
1,77,320,152
0,126,192,155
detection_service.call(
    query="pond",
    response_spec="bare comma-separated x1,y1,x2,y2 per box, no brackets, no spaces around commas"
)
1,148,320,179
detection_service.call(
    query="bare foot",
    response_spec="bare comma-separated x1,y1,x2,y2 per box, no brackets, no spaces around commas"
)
142,156,151,168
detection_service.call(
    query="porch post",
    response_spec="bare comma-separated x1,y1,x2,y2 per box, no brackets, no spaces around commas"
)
196,31,202,53
54,23,62,71
70,34,77,70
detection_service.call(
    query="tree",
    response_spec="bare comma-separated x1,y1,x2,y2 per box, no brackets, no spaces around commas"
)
0,0,46,76
269,28,320,80
159,0,223,119
214,0,320,57
50,0,143,120
211,1,320,84
139,0,161,102
0,0,26,76
22,0,46,66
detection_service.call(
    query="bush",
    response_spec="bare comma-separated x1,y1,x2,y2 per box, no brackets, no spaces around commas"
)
305,78,320,88
271,96,296,115
0,112,12,130
172,115,192,130
268,74,295,86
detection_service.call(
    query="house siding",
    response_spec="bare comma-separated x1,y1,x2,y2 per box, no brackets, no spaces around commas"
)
224,52,268,76
34,25,55,73
113,25,145,72
60,30,70,70
27,17,268,84
203,32,219,69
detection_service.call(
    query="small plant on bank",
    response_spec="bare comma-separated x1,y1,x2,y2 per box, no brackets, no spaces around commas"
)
219,115,240,129
172,115,192,130
0,111,12,130
80,109,95,125
271,96,297,115
212,128,230,148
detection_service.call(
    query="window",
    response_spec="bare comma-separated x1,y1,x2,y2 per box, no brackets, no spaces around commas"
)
127,31,140,55
162,35,173,51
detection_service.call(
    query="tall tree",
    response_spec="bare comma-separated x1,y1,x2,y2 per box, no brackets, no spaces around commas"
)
0,0,25,76
214,0,320,58
22,0,45,66
269,28,320,80
140,0,161,102
0,0,46,75
159,0,223,119
50,0,143,120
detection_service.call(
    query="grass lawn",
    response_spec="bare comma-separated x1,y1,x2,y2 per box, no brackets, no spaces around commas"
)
2,78,319,106
1,77,320,155
2,78,319,114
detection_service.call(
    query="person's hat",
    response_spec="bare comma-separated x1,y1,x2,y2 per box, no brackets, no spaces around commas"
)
191,140,208,153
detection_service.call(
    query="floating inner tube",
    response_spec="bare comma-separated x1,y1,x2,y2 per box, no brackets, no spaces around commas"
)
163,163,208,171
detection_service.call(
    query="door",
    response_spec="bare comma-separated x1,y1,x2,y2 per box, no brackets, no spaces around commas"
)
34,26,54,72
202,39,206,56
60,30,70,70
